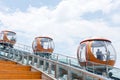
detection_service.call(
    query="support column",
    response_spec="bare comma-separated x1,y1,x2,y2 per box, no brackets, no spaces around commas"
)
43,57,46,71
36,57,40,68
48,62,52,74
67,70,72,80
22,54,24,64
26,55,29,65
31,56,34,65
55,64,59,79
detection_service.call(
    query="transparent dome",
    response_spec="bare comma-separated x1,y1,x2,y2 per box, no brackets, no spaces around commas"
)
77,38,116,66
32,37,54,53
0,31,16,42
0,30,16,48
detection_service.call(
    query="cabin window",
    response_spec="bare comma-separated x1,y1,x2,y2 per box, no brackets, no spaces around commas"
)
91,41,106,61
33,40,37,49
79,43,86,62
91,40,116,61
40,38,54,50
43,41,49,49
0,32,4,40
7,32,16,41
105,42,116,60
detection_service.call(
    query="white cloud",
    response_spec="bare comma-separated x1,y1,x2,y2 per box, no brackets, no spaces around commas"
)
0,0,120,68
112,14,120,24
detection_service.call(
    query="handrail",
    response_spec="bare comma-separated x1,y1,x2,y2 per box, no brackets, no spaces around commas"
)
0,48,111,80
0,42,119,79
0,41,33,53
14,43,33,53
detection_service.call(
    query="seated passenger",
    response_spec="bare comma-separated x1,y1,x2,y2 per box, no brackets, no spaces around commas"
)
11,36,15,41
96,49,104,60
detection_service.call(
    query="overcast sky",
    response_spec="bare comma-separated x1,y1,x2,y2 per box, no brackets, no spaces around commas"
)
0,0,120,68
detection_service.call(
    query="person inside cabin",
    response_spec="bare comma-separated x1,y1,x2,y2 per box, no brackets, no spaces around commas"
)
11,36,15,41
96,49,104,60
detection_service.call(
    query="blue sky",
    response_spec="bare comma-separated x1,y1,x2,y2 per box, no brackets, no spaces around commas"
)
0,0,120,68
0,0,61,12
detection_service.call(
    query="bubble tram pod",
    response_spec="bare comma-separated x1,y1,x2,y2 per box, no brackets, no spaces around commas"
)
32,37,54,58
0,30,16,49
77,37,116,74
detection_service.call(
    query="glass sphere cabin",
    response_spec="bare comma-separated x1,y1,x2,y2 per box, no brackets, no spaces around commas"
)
32,37,54,54
77,37,116,66
0,30,16,48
